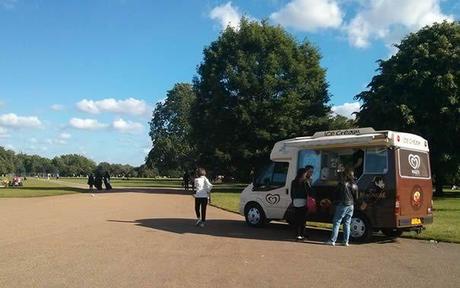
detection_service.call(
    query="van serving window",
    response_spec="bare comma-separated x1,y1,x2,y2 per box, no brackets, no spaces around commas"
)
365,148,388,174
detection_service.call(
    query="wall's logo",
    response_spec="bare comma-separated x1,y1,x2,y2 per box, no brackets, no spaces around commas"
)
408,154,421,170
411,185,423,209
265,194,280,205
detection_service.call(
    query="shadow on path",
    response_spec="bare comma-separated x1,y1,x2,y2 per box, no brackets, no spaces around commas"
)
108,218,397,245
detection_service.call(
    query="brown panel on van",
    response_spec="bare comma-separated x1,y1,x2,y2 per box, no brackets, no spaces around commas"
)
395,149,433,223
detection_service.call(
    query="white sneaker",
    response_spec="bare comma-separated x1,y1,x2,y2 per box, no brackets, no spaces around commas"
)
199,222,205,228
296,235,304,240
343,242,349,247
326,241,335,246
195,219,201,226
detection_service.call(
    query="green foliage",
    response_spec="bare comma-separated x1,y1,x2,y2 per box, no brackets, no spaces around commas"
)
355,21,460,192
147,83,196,175
191,19,331,179
52,154,96,176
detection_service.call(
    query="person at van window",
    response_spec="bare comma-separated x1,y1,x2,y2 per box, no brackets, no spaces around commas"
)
352,149,364,179
327,168,357,246
291,165,314,240
194,168,213,228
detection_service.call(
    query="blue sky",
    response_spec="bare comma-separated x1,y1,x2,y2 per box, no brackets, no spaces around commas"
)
0,0,458,166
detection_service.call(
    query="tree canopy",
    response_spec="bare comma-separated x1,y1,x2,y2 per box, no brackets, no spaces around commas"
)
147,83,196,177
191,19,332,179
355,21,460,193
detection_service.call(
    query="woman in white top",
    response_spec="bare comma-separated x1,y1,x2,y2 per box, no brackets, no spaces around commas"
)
194,167,213,227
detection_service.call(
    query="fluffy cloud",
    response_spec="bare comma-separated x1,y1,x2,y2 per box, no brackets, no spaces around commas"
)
346,0,453,48
0,113,42,128
112,118,143,134
59,133,71,139
331,102,361,119
0,0,16,9
210,2,242,30
69,118,108,130
76,98,149,116
0,126,9,138
270,0,342,31
51,104,65,111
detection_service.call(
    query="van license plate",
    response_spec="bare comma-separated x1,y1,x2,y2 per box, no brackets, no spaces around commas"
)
411,218,422,225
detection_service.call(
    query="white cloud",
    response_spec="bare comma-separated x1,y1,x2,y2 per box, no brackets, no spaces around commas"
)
51,104,65,111
345,0,454,48
0,0,16,10
270,0,343,31
59,133,71,139
76,98,149,116
0,126,9,138
29,137,38,143
0,113,42,128
69,118,108,130
331,102,361,119
112,118,143,134
210,2,242,30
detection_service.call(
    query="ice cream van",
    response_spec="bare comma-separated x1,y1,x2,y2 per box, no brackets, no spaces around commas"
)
239,128,433,241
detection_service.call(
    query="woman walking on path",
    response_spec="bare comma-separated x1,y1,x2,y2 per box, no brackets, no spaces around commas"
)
327,168,358,246
194,168,213,228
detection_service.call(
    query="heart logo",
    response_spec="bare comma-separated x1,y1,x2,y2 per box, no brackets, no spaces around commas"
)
265,194,280,205
408,154,421,170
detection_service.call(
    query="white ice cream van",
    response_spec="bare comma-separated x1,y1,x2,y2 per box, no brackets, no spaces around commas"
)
239,128,433,241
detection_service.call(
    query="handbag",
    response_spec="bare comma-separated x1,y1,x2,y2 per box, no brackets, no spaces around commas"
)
307,196,317,214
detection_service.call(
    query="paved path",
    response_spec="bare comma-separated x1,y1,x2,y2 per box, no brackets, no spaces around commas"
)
0,190,459,288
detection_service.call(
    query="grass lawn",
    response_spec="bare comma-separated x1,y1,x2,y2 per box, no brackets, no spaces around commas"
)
0,178,86,198
405,189,460,243
211,186,460,243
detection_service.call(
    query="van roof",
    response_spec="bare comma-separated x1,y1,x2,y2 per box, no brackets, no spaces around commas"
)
271,128,429,161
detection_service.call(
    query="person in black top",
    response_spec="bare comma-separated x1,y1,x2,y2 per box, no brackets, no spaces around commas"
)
291,165,314,240
94,172,103,191
103,171,112,190
327,168,357,246
87,174,95,191
183,171,190,191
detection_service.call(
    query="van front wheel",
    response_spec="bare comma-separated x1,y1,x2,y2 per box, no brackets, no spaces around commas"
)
350,213,372,242
245,203,266,227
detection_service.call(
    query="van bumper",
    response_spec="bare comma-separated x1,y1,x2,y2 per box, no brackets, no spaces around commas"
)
397,214,433,228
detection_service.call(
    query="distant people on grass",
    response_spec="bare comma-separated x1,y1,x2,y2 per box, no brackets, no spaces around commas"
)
183,171,190,191
87,174,95,191
193,167,213,228
327,168,357,247
94,173,103,190
103,171,112,190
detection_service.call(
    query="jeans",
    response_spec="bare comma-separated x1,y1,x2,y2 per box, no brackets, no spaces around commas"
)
329,204,354,243
195,197,208,222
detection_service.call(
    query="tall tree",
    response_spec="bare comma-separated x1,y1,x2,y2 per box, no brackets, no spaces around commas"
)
147,83,196,176
355,21,460,195
192,19,331,180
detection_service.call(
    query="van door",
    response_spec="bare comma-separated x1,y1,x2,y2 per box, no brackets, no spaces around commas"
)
252,161,290,220
395,148,433,227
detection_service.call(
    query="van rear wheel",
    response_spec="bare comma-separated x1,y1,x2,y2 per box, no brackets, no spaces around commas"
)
244,203,266,227
350,213,372,242
381,228,403,238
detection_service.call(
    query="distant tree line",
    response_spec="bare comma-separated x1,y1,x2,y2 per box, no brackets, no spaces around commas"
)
0,147,156,178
